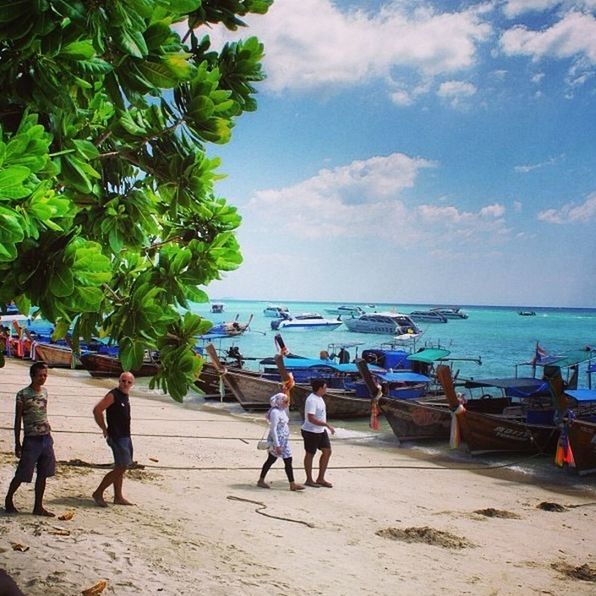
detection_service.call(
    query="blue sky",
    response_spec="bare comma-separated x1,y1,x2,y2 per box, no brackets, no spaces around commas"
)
183,0,595,307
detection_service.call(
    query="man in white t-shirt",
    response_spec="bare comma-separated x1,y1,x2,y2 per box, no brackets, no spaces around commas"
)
301,379,335,488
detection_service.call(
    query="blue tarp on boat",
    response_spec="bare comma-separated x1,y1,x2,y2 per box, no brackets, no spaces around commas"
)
281,358,384,373
377,372,431,383
565,389,596,404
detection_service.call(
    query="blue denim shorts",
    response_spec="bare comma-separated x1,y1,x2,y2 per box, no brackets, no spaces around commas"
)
15,435,56,482
107,436,134,468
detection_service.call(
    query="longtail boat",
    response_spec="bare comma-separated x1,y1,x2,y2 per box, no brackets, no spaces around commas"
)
33,343,81,368
79,352,159,378
206,344,309,410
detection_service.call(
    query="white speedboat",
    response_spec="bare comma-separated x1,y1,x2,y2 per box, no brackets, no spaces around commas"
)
342,312,421,335
409,310,448,323
263,304,289,318
324,305,365,317
430,307,468,319
270,313,342,331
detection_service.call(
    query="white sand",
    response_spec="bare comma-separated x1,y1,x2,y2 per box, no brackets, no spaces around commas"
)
1,359,595,595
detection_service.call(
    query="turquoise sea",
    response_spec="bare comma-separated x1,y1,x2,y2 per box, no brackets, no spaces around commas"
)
195,299,596,384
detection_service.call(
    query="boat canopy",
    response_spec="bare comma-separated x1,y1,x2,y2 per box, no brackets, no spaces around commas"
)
564,389,596,404
407,348,451,364
464,377,547,391
377,372,431,383
281,357,384,373
542,349,594,368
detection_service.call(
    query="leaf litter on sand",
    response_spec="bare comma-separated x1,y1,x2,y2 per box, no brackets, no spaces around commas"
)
81,579,108,595
376,526,474,549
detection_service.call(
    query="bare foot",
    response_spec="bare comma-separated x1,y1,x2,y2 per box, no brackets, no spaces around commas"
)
5,502,19,514
33,507,55,517
290,483,305,491
113,498,134,506
316,480,333,488
257,480,270,489
304,480,320,488
92,491,108,508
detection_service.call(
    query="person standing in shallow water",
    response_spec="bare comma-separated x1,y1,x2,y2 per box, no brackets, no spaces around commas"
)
257,393,304,491
92,372,135,507
5,362,56,517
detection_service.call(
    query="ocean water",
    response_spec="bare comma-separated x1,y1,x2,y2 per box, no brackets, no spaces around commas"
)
194,299,596,384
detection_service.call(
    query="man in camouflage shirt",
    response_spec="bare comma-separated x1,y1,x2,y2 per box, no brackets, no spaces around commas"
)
5,362,56,516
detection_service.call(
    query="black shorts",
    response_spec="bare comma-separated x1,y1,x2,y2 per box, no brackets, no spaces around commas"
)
301,429,331,454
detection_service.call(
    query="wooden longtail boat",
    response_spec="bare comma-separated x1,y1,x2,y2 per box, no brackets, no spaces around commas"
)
194,361,235,401
206,344,310,410
567,418,596,476
33,342,81,368
79,353,159,378
436,365,561,455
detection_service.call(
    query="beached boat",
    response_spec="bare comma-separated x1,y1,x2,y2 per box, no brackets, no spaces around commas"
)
561,389,596,476
323,305,365,317
408,310,448,323
79,352,159,378
342,312,421,335
263,304,289,318
33,343,81,368
430,307,468,319
270,313,342,331
206,344,310,410
275,355,378,419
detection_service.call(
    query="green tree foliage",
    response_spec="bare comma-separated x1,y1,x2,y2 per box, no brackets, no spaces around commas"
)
0,0,272,400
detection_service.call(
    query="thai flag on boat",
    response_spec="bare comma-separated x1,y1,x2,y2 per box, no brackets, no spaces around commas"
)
531,343,549,365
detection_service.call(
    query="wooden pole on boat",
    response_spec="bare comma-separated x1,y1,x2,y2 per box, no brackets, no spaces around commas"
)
274,353,296,406
355,359,382,430
436,364,465,448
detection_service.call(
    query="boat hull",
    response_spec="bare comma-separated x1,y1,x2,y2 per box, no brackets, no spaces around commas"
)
34,343,81,368
221,369,311,411
292,389,374,419
568,419,596,476
80,353,159,378
379,396,451,442
455,409,559,455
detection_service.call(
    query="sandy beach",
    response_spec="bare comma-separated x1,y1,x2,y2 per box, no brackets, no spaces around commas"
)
1,359,595,595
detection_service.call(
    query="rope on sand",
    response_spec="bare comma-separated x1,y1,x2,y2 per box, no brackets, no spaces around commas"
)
227,495,315,528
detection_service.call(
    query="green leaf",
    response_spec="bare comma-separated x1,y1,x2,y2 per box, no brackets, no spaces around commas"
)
0,166,31,199
0,242,17,262
0,206,24,242
73,286,104,311
60,40,96,60
136,60,179,88
73,139,99,160
50,266,74,297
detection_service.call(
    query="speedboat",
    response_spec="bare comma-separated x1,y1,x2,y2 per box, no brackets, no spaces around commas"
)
210,302,225,314
324,305,365,317
270,313,342,331
409,310,448,323
518,310,536,316
342,312,421,335
430,307,468,319
263,304,289,318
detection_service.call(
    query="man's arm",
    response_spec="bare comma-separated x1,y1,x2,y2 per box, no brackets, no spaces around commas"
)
306,413,335,434
93,392,115,438
14,401,23,457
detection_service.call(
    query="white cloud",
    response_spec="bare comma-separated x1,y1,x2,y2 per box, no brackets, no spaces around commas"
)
537,192,596,223
200,0,491,97
503,1,596,18
248,154,511,248
500,11,596,64
514,154,564,172
437,80,477,107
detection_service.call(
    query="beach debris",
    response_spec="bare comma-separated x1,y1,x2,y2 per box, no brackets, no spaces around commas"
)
227,495,315,528
551,562,596,582
81,579,108,595
537,501,566,512
48,526,71,536
474,508,521,519
376,526,474,549
149,457,159,462
58,510,75,521
11,542,29,552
